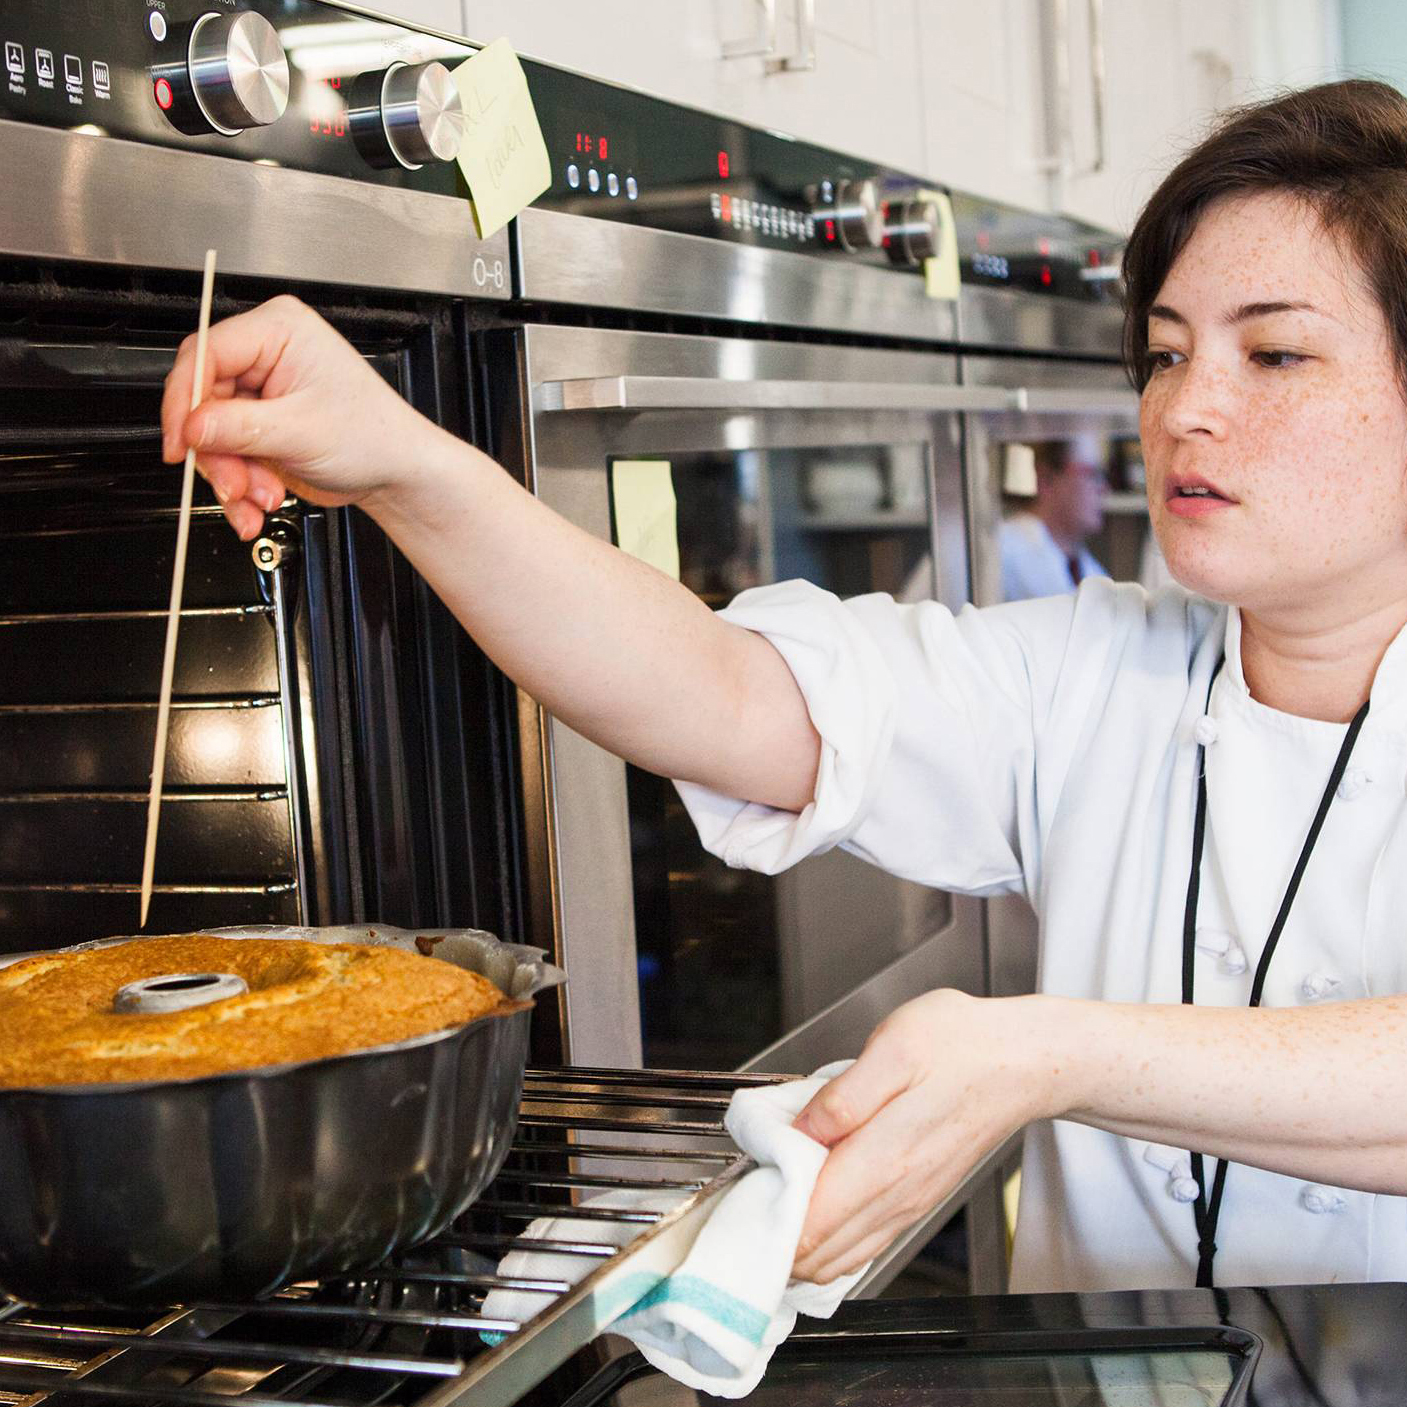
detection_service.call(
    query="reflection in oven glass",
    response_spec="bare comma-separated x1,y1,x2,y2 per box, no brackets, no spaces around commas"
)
615,447,950,1070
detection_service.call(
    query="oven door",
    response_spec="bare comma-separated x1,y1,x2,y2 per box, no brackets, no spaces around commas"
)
487,323,1013,1078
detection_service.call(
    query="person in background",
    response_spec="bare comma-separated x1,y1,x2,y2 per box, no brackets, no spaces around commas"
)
163,79,1407,1297
999,438,1109,600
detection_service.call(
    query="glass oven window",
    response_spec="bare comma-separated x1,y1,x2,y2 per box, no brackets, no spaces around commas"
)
611,445,954,1070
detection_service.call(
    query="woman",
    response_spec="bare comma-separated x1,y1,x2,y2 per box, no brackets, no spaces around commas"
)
163,79,1407,1294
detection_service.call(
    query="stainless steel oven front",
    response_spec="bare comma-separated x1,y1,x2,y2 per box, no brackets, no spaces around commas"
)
487,318,1004,1078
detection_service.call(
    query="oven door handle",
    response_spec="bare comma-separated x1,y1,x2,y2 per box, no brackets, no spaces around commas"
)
1011,386,1140,415
536,377,1016,414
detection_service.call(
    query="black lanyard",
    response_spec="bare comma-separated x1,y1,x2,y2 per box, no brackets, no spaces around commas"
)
1179,657,1370,1288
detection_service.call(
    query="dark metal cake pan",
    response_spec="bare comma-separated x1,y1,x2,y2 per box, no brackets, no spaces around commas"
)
0,924,564,1308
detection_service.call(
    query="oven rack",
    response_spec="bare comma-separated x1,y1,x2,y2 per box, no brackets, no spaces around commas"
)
0,1068,782,1407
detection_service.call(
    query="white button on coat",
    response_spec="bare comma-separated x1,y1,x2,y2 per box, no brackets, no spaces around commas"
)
1195,927,1248,975
1301,972,1342,1002
1143,1143,1201,1202
1337,765,1370,801
1193,714,1219,747
1301,1184,1349,1215
676,577,1407,1292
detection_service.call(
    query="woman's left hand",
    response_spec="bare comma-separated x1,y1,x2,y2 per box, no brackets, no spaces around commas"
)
791,989,1060,1284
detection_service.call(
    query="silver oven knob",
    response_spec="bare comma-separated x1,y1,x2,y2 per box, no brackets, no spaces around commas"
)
884,194,941,265
829,179,883,251
187,11,289,134
349,61,464,170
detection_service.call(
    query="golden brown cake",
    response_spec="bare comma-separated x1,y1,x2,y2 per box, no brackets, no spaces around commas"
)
0,935,507,1087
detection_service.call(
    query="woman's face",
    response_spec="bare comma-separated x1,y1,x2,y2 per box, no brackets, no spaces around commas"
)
1141,191,1407,620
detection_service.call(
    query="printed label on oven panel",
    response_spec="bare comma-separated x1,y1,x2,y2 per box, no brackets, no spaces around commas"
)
5,39,22,96
35,49,54,89
92,60,110,97
64,53,83,103
471,256,507,292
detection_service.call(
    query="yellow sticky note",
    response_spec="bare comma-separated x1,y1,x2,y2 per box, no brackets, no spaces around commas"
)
919,188,960,301
611,460,680,582
453,39,551,240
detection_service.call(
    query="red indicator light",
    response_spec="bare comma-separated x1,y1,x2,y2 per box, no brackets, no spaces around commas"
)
718,149,730,179
824,219,836,243
599,136,608,160
720,193,732,221
1040,264,1053,286
153,77,174,110
1088,248,1102,267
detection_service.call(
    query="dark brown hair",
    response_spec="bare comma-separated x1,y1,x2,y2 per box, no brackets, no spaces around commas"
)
1122,79,1407,392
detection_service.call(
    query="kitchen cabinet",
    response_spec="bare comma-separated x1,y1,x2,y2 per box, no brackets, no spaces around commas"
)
368,0,463,34
368,0,1341,233
1053,0,1343,230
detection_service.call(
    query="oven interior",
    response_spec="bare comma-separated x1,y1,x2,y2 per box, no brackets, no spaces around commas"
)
0,269,524,956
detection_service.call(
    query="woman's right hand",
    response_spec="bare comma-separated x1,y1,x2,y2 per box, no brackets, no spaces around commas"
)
161,295,439,540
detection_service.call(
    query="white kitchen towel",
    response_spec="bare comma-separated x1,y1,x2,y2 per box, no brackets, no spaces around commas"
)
480,1060,868,1398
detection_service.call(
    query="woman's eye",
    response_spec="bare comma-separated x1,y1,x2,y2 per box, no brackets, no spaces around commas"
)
1251,349,1308,369
1148,349,1184,372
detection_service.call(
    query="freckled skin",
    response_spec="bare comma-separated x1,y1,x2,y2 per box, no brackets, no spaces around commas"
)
1142,193,1407,704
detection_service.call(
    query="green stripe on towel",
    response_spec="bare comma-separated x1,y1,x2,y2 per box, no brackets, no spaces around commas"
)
616,1274,770,1347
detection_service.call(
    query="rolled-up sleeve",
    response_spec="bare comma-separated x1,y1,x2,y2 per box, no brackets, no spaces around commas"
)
674,579,1085,899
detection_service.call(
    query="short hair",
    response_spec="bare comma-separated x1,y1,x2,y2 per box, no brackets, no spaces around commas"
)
1122,79,1407,393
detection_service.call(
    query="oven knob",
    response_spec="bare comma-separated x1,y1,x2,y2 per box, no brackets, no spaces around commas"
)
830,179,884,252
884,194,941,265
348,61,464,170
153,11,289,136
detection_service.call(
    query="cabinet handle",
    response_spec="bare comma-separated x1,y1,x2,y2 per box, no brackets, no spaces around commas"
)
1071,0,1107,178
722,0,778,60
769,0,817,74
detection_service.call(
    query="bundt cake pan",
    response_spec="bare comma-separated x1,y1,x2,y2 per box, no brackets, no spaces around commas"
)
0,924,565,1308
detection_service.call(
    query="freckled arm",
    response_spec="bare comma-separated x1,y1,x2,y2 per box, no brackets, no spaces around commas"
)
1052,995,1407,1193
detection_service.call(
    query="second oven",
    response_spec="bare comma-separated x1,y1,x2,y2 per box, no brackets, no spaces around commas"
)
484,321,1002,1077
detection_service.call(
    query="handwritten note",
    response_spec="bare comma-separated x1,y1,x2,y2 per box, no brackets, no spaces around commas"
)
611,460,681,582
918,188,961,301
453,39,551,240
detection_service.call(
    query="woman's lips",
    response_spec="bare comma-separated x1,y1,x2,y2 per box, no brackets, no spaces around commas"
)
1165,491,1234,518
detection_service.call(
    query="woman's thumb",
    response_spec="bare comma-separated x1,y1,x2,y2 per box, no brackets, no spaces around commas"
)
792,1056,906,1147
185,396,289,462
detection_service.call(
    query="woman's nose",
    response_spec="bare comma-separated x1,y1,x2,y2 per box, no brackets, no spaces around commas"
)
1158,358,1232,440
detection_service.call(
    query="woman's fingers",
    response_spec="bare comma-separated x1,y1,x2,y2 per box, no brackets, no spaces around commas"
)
792,1040,912,1147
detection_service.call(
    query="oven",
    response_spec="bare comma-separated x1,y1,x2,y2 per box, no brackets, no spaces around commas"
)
0,5,521,957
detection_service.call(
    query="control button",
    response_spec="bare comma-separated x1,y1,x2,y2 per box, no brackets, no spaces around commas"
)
6,41,24,77
819,178,834,203
587,167,600,192
63,54,82,93
829,179,884,251
566,162,580,189
625,175,638,200
160,11,288,135
348,60,462,169
607,171,619,196
148,10,168,42
153,75,174,110
884,194,942,266
92,60,110,97
35,49,54,85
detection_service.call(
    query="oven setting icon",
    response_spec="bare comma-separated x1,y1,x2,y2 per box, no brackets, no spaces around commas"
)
5,42,23,76
63,53,82,91
92,60,109,95
35,50,54,83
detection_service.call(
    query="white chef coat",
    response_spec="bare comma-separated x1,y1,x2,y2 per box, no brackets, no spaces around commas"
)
999,511,1107,601
674,575,1407,1292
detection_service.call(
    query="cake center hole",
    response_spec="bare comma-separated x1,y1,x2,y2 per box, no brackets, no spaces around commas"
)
114,971,250,1014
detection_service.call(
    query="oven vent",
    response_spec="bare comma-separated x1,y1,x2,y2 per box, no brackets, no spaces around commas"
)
0,1069,776,1407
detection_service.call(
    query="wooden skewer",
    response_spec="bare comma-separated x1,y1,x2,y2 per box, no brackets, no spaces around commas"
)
139,249,218,930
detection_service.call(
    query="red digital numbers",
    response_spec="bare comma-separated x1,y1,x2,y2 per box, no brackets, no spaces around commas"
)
599,136,608,160
717,150,730,178
576,131,609,160
310,75,346,137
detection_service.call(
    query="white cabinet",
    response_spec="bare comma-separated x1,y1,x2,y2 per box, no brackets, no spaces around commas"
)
368,0,464,34
1053,0,1342,231
368,0,1342,233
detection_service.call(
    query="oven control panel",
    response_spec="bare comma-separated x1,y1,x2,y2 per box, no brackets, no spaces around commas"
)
0,0,472,198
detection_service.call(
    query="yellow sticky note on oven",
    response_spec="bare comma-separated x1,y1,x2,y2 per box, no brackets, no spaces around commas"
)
919,188,960,301
611,460,681,582
453,39,551,240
